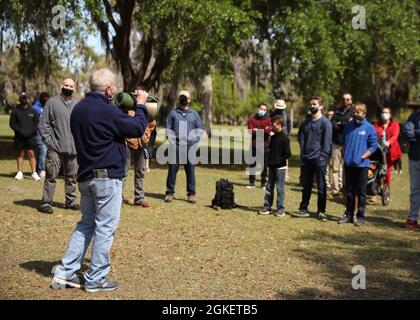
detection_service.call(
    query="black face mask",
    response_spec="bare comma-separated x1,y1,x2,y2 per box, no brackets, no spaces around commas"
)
354,115,364,125
62,88,74,97
309,106,319,114
179,97,189,107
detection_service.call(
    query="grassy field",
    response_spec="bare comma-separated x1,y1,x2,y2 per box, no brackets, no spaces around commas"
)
0,114,419,300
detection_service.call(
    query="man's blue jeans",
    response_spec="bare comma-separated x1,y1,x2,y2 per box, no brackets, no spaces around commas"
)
53,178,122,288
35,132,47,172
408,160,420,222
263,167,286,209
166,144,196,196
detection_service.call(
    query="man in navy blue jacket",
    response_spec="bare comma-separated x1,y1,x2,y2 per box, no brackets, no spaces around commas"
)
402,110,420,230
293,96,332,221
51,68,149,293
339,103,377,227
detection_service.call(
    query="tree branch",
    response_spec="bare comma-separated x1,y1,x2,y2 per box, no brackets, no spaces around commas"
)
102,0,120,32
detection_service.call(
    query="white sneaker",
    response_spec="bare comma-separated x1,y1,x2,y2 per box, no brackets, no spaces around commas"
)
39,171,46,179
145,166,150,172
31,172,41,181
14,171,23,180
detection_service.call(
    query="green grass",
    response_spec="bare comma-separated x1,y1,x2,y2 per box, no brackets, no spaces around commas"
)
0,114,419,300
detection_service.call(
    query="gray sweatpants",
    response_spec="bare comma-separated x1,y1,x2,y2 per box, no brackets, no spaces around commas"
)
41,148,78,208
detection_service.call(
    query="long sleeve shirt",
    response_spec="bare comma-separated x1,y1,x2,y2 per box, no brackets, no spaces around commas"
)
9,105,39,139
343,119,378,168
166,108,202,145
298,115,332,162
70,92,149,182
39,94,78,154
402,111,420,161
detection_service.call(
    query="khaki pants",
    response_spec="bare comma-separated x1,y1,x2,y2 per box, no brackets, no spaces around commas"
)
330,143,343,194
41,148,78,208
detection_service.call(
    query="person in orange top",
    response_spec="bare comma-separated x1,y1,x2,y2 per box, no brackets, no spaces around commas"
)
124,108,157,207
373,107,403,188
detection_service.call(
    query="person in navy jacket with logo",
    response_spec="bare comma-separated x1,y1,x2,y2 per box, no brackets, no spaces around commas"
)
339,103,378,227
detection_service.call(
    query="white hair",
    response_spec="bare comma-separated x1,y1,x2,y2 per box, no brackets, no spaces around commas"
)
89,68,115,91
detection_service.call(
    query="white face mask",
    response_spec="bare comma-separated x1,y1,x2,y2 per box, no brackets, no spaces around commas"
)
381,113,391,121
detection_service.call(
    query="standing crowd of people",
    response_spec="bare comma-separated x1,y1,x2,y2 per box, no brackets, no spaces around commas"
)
8,68,420,292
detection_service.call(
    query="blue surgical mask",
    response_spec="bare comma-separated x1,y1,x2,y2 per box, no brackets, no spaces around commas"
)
258,110,266,117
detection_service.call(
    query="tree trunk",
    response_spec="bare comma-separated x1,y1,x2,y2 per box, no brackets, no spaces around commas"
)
201,74,212,136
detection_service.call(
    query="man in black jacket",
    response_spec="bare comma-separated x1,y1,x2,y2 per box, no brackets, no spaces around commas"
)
9,93,41,181
329,93,354,196
259,115,291,217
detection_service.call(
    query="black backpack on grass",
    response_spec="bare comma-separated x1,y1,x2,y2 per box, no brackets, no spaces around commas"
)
212,179,235,209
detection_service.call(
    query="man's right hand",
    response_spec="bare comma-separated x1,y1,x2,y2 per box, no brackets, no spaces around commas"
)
135,89,149,105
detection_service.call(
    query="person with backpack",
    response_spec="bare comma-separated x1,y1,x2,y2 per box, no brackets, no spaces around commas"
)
258,115,291,217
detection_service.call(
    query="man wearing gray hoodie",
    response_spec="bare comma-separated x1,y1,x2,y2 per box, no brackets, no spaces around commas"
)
39,78,79,214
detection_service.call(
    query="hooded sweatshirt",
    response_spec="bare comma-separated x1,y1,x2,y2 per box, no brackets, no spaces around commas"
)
343,118,378,168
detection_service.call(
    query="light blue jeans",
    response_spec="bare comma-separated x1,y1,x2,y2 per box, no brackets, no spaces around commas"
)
263,167,286,210
53,178,123,288
35,132,47,172
408,160,420,222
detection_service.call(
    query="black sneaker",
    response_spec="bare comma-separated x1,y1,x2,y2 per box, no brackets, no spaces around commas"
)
187,195,196,204
291,209,310,218
39,206,54,214
338,214,353,224
65,203,80,210
50,275,83,289
85,279,119,293
164,194,173,203
273,208,286,217
258,207,271,215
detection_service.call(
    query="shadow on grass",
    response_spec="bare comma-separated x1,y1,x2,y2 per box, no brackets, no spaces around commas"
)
144,192,166,201
275,230,420,299
20,260,90,278
0,136,16,161
13,199,65,211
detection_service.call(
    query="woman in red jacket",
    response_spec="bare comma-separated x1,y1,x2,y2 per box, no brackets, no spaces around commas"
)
373,107,403,187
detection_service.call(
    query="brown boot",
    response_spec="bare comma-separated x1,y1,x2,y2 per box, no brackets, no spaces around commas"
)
134,199,151,208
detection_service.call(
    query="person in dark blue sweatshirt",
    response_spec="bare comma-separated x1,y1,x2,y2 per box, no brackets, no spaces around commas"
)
51,68,149,293
339,103,378,227
293,96,332,221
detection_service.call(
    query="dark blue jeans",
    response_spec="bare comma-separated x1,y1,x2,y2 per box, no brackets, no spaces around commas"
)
344,166,368,220
299,159,327,213
166,145,196,196
263,167,286,209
